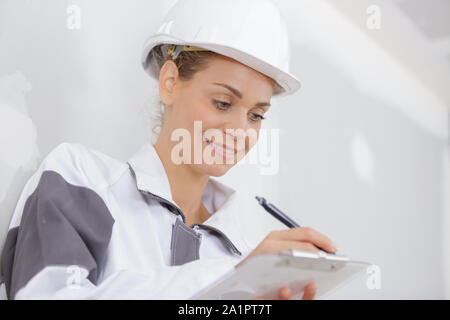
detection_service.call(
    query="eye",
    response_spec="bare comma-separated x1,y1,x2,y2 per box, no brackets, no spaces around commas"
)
213,100,231,111
248,113,266,122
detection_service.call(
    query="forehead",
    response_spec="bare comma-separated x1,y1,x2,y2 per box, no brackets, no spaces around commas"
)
192,54,275,97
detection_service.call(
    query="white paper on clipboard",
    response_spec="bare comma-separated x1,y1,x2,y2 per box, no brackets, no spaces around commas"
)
190,250,372,300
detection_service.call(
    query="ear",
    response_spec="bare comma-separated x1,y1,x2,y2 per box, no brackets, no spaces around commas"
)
158,60,179,107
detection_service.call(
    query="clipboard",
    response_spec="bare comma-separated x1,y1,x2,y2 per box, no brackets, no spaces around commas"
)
191,250,372,300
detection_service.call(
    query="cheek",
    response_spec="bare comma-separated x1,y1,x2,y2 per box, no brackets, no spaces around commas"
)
173,94,210,126
248,124,261,146
187,100,221,130
180,99,219,147
179,92,207,119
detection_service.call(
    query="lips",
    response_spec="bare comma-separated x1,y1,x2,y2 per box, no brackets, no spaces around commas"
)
205,138,237,156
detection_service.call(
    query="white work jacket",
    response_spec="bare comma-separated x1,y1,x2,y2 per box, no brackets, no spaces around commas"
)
0,141,256,299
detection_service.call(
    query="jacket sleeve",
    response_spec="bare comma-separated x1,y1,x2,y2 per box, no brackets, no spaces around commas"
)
0,143,239,300
13,257,237,299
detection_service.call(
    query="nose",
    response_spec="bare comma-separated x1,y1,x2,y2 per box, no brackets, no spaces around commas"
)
222,108,252,146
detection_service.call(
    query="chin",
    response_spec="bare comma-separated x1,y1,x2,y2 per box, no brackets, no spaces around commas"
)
192,162,235,177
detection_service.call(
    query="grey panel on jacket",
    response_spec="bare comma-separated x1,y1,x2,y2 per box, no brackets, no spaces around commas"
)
127,164,241,263
171,218,201,266
0,170,115,299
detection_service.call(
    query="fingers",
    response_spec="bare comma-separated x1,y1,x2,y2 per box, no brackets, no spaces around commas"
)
254,284,316,300
254,287,292,300
271,240,320,253
302,282,317,300
278,286,292,300
271,227,337,253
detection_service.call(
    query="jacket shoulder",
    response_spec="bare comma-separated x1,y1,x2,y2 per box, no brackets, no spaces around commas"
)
40,142,125,189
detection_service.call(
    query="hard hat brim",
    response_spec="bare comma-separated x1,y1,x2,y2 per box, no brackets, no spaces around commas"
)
141,34,301,97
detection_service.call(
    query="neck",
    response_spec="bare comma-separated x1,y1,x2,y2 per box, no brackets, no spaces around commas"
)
154,135,210,227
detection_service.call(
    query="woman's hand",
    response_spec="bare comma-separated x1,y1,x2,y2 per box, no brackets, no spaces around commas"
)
255,282,317,300
236,227,338,300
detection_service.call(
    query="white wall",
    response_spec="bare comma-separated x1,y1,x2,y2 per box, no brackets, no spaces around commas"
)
224,0,449,299
0,0,448,299
0,0,163,259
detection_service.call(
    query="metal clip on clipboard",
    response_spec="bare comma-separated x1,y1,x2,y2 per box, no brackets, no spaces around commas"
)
277,249,351,273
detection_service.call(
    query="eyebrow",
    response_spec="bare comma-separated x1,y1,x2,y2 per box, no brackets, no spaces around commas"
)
212,82,271,107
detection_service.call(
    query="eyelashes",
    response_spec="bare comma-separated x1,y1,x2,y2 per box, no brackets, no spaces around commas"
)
212,100,266,122
249,113,266,121
214,100,231,110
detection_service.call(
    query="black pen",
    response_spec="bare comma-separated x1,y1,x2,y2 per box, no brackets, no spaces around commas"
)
255,196,335,255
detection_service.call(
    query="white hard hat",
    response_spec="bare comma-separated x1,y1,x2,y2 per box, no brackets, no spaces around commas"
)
141,0,301,97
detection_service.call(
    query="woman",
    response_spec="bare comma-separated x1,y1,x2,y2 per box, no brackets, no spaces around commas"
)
0,0,337,299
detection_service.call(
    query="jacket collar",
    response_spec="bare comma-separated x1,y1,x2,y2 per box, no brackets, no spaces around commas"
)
126,141,249,256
